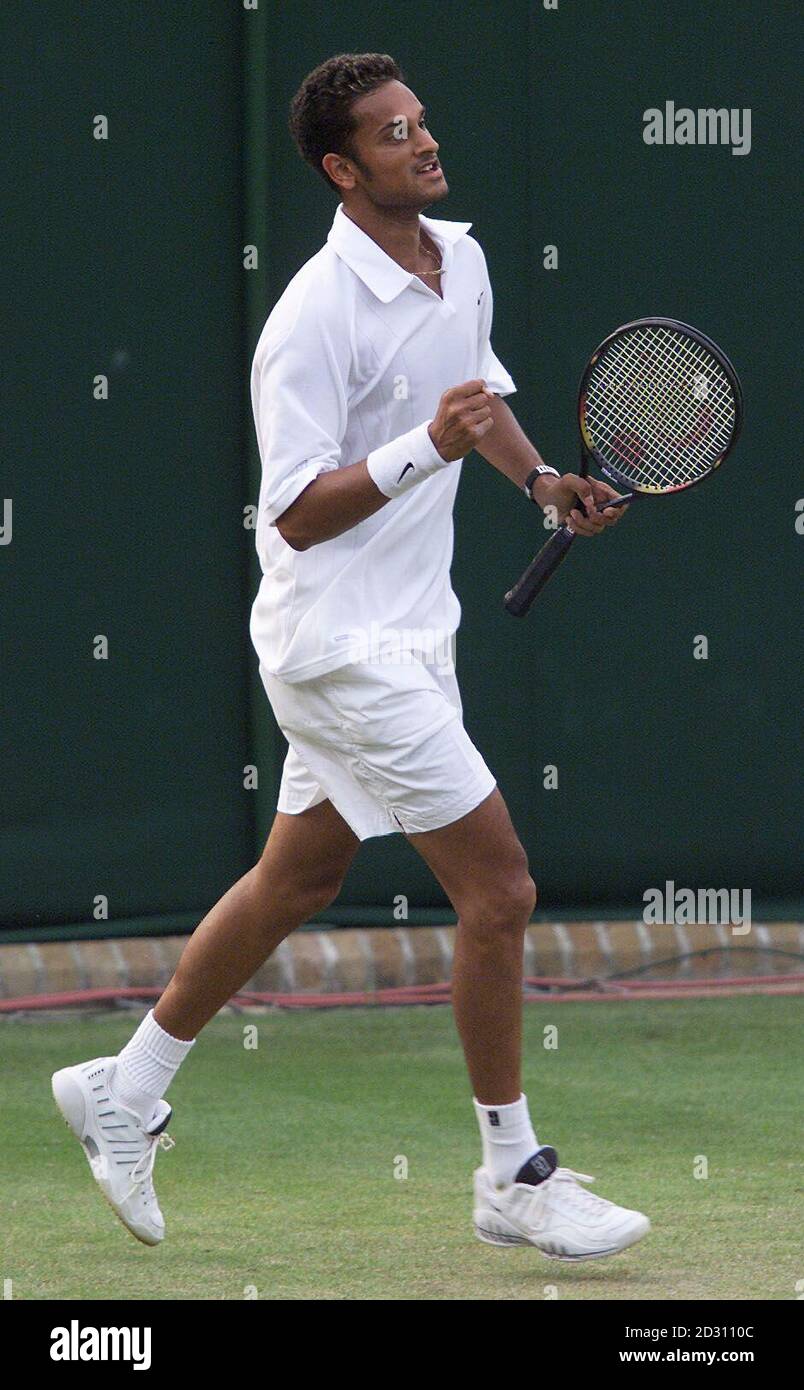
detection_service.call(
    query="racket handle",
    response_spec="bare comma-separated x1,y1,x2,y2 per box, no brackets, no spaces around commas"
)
595,492,634,512
504,524,577,617
503,491,633,619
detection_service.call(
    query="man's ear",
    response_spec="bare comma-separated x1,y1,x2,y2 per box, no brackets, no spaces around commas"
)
322,153,356,191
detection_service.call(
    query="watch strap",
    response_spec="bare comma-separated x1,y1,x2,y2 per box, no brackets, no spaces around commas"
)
524,464,560,501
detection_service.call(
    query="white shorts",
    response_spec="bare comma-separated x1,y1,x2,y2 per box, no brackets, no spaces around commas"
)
259,653,496,841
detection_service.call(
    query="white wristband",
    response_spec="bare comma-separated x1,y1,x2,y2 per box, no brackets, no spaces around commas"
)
366,421,450,499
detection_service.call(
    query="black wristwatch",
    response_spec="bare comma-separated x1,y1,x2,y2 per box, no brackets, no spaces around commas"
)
524,464,560,501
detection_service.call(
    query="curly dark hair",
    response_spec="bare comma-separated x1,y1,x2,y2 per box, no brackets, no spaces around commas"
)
289,53,404,190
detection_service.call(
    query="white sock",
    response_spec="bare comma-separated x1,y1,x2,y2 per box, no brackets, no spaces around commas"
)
473,1094,538,1187
112,1009,195,1121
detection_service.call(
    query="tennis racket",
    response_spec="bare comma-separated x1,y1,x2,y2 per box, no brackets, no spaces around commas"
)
504,317,743,617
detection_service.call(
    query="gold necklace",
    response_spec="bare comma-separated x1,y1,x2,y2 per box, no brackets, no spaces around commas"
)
414,235,443,276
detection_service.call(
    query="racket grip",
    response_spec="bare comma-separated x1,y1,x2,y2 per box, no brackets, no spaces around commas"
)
596,492,634,512
504,524,576,617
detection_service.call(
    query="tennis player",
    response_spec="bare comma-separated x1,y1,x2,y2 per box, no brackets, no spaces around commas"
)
52,53,649,1261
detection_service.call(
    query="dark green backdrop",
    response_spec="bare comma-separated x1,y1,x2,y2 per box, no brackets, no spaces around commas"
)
3,1,801,939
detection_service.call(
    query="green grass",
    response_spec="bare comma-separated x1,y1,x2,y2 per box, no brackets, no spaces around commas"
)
1,998,801,1300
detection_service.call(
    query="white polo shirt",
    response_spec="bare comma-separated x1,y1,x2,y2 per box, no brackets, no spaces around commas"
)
249,202,516,684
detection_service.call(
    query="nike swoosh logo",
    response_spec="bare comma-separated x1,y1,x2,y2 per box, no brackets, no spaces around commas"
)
397,461,415,483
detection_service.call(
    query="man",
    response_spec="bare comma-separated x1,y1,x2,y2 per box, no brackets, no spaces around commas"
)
52,53,649,1261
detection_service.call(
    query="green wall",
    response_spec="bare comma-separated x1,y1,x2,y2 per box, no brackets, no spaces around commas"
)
2,3,252,929
3,1,800,938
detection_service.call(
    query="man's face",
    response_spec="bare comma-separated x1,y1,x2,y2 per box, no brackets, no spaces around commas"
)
334,80,449,209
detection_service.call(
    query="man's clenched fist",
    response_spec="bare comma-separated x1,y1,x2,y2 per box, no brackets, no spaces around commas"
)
428,380,496,462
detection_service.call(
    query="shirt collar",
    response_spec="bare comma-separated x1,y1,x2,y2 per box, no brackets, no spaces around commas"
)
327,203,473,303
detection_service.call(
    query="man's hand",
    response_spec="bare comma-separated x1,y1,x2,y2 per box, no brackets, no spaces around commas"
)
428,380,496,462
539,473,630,536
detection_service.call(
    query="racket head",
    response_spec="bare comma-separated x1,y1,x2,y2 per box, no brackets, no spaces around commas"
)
578,317,743,496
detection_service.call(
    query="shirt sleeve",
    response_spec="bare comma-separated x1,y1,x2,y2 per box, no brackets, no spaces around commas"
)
474,241,517,398
251,297,349,527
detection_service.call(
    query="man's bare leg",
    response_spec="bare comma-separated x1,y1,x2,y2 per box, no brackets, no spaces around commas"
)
408,788,536,1105
410,790,652,1253
50,799,358,1245
154,800,359,1040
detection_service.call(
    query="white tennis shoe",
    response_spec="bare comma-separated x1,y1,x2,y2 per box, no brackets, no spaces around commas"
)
51,1055,174,1246
474,1145,650,1260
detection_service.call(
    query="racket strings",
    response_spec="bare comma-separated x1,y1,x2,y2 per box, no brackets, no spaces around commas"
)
602,345,720,457
604,332,734,443
587,330,734,487
590,333,734,483
584,326,736,491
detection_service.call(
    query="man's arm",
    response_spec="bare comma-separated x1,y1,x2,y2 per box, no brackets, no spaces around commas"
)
275,460,388,550
474,393,628,537
276,380,494,550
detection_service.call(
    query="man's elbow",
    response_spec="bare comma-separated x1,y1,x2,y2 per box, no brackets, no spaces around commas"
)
274,517,312,551
273,483,321,551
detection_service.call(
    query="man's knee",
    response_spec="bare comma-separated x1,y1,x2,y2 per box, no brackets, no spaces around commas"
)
254,807,358,923
296,872,347,920
253,856,347,924
461,869,537,934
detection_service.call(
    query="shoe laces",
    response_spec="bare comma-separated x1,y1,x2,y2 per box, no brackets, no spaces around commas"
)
123,1130,175,1205
542,1166,612,1215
